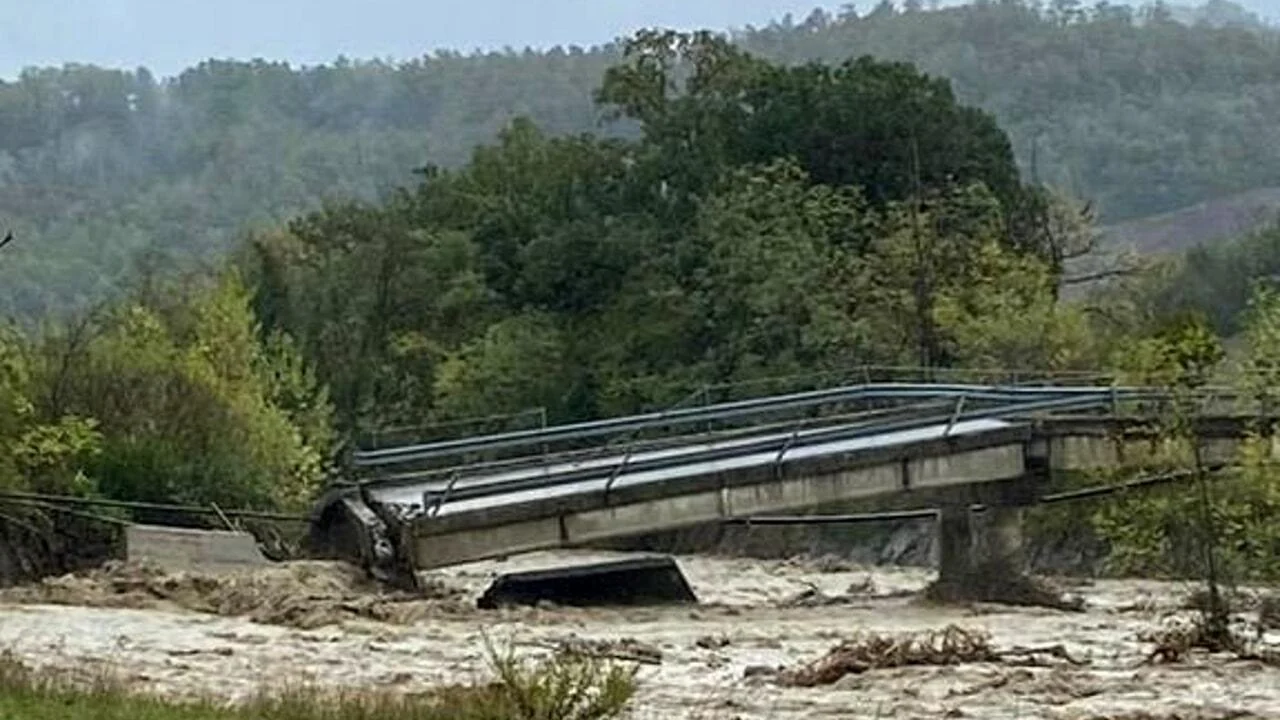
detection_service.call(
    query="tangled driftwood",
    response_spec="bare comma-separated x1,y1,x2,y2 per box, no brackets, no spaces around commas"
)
525,636,664,665
778,625,1089,687
1141,616,1280,667
778,626,997,687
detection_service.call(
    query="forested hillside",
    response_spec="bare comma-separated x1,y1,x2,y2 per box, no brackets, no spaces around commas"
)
2,0,1280,317
0,23,1278,585
0,31,1092,528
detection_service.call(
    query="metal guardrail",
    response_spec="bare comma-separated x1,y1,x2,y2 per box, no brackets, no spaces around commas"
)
399,389,1162,510
352,383,1171,470
361,396,979,488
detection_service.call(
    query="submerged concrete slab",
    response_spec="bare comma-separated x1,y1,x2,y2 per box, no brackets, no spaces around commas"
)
477,555,698,609
125,525,268,573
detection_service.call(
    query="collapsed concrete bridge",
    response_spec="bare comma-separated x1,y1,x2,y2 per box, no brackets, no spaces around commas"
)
308,381,1266,593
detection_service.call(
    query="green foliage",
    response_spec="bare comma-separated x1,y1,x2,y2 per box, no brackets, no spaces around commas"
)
433,314,571,421
9,416,102,497
740,0,1280,222
1157,223,1280,344
1091,435,1280,583
1109,311,1225,389
245,38,1078,435
0,324,103,497
934,239,1097,371
598,31,1027,218
32,271,334,512
693,160,874,380
1239,283,1280,404
0,646,637,720
1091,289,1280,582
476,643,638,720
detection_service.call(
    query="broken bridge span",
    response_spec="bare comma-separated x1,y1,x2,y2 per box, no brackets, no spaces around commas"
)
308,380,1268,591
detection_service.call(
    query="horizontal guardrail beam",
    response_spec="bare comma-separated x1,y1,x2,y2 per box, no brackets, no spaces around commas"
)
353,383,1178,469
390,391,1145,509
360,396,974,489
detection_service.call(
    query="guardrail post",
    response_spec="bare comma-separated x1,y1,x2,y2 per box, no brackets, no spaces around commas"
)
944,394,967,437
702,384,712,433
539,407,549,462
604,445,638,504
427,470,463,518
772,417,808,482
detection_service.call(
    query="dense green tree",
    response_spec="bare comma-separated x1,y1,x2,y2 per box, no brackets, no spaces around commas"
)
1133,221,1280,338
692,160,873,382
42,271,333,511
597,31,1026,220
1089,290,1280,582
241,34,1074,436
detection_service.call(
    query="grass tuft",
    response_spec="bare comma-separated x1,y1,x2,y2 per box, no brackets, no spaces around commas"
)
0,642,638,720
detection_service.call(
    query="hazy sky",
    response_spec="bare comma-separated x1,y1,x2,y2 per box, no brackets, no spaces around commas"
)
0,0,838,80
1,0,1277,81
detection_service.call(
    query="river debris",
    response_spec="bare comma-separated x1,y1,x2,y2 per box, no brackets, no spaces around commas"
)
1141,615,1280,667
694,634,731,650
525,636,664,665
1181,586,1259,613
1259,593,1280,630
780,580,876,608
778,625,1091,687
924,561,1086,612
0,560,469,630
779,626,991,686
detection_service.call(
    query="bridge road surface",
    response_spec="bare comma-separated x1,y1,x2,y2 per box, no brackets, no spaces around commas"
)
357,385,1145,512
365,417,1022,516
325,383,1209,575
386,417,1033,569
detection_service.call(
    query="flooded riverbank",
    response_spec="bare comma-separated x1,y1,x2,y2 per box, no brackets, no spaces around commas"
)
0,550,1275,719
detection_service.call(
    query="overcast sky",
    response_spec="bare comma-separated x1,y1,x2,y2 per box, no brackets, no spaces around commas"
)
0,0,1277,81
0,0,839,80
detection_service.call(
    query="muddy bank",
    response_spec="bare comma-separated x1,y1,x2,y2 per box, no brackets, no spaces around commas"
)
0,550,1275,718
0,513,122,588
0,559,472,629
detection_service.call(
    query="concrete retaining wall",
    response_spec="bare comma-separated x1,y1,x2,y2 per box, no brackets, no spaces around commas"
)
125,525,269,573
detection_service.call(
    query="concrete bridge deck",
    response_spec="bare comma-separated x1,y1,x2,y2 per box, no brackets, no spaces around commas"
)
406,418,1029,568
310,382,1264,586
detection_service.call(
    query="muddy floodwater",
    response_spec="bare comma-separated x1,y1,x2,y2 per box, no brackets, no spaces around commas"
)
0,550,1277,719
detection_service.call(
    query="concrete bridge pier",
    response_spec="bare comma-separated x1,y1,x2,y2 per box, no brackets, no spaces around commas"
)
935,504,974,589
929,473,1073,608
972,505,1026,575
933,502,1033,602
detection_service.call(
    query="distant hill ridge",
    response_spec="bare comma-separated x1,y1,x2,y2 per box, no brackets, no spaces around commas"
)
2,0,1280,317
1101,186,1280,255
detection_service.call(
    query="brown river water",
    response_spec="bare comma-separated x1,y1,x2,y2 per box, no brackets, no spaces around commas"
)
0,550,1276,719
